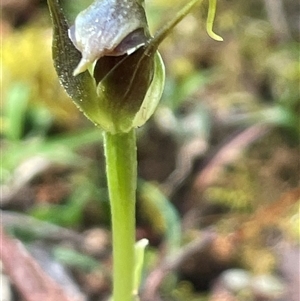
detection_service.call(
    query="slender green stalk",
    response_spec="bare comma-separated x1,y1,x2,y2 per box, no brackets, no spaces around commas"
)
150,0,204,49
103,129,137,301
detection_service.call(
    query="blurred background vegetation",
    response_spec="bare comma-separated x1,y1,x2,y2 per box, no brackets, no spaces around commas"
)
1,0,299,300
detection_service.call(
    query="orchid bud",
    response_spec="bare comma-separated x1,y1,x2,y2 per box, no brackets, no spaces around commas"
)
47,0,220,133
47,0,164,133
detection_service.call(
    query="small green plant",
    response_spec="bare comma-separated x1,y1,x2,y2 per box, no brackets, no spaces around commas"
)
47,0,222,300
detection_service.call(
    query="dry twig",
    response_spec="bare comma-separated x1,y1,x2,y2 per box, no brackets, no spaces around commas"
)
0,227,84,301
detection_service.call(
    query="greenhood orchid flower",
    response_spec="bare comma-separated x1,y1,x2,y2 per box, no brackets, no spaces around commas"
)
47,0,222,134
48,0,164,134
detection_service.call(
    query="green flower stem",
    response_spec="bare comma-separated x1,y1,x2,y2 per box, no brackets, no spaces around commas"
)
104,129,137,301
150,0,203,49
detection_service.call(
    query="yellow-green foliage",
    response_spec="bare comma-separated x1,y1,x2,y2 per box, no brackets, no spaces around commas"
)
279,203,300,243
204,162,257,212
1,25,80,128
